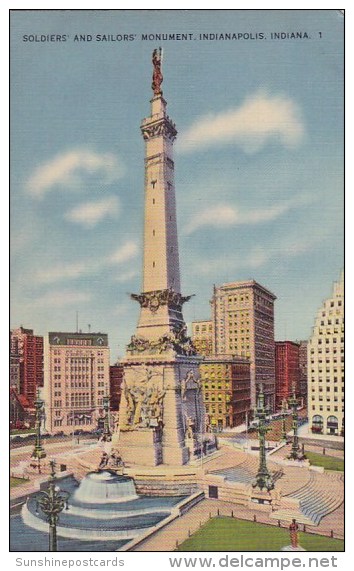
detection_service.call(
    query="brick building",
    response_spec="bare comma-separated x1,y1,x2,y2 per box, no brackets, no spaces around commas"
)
298,340,308,405
10,327,44,407
275,341,300,409
200,354,251,430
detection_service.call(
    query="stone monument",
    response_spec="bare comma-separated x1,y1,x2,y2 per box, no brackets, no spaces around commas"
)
113,49,207,466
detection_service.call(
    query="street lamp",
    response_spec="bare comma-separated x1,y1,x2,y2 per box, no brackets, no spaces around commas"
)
252,384,274,492
281,398,288,442
287,384,301,460
31,388,46,473
34,460,70,551
102,395,112,441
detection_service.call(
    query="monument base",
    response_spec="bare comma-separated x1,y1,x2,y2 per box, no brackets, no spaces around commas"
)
113,428,190,466
113,429,162,466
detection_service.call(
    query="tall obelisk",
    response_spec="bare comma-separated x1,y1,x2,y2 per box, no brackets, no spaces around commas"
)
115,49,206,466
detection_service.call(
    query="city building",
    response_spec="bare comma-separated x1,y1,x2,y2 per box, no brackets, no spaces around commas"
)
191,320,214,356
200,354,251,430
10,338,21,392
10,327,44,407
110,362,124,413
308,271,344,436
44,331,110,435
210,280,276,410
10,388,32,428
275,341,300,409
298,340,308,405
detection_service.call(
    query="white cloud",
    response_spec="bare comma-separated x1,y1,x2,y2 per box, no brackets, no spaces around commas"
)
31,290,92,308
184,205,239,235
27,149,125,198
109,241,139,264
34,240,139,285
65,196,120,227
113,303,130,316
193,235,319,277
178,91,305,154
114,269,139,283
35,261,91,284
184,200,300,235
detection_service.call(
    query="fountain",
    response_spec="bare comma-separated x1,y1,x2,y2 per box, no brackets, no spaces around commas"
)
15,469,186,549
73,470,138,504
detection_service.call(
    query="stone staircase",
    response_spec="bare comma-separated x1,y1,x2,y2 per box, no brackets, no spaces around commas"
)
271,470,344,526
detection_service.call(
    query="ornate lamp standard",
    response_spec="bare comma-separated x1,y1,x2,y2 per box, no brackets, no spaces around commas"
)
252,384,274,492
34,460,70,551
31,389,46,473
281,398,288,442
102,395,112,441
288,385,301,460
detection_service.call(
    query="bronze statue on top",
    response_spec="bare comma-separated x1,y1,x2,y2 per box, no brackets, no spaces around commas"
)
152,48,163,95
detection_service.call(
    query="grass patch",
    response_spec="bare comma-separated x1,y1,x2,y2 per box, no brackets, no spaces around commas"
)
10,477,28,488
10,429,35,435
305,451,344,472
177,518,344,551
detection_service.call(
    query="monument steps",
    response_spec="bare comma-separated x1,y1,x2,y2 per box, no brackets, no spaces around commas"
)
281,471,344,525
270,508,314,526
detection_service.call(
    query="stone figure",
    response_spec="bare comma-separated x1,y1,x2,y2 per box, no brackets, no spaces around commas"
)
181,369,200,398
149,386,165,422
98,452,109,470
185,417,196,440
152,48,163,95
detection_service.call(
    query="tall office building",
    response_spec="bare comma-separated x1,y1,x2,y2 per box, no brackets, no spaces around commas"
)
10,327,43,407
191,320,214,356
308,272,344,436
275,341,300,409
211,280,276,410
298,340,308,405
44,331,110,434
200,354,251,430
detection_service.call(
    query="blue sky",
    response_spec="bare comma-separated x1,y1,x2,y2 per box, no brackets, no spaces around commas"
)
10,10,344,362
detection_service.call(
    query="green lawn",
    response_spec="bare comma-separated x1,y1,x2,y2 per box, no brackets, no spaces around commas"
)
10,476,29,488
177,518,344,552
305,451,344,472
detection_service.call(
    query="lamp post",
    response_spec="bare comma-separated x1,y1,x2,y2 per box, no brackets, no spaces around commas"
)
34,460,70,551
252,384,274,492
288,385,301,460
281,398,288,442
31,389,46,473
102,395,112,441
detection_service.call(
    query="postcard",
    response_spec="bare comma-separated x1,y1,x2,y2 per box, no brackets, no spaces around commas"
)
10,9,344,557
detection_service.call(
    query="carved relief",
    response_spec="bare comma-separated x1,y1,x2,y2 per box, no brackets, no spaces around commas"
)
120,370,165,431
141,118,177,142
126,323,197,357
131,288,194,313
